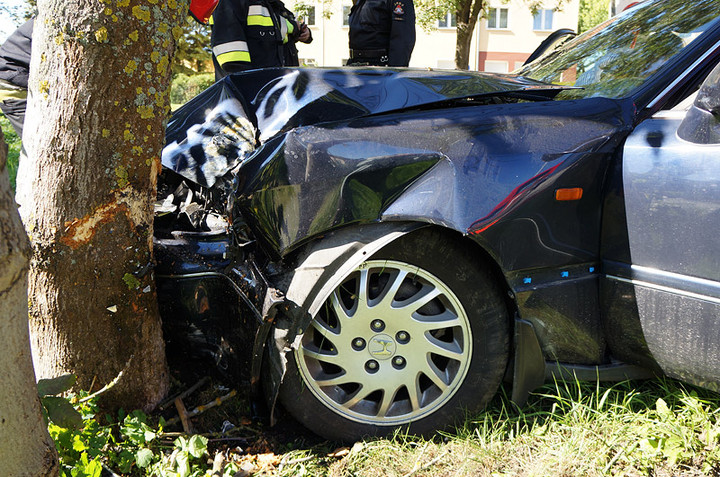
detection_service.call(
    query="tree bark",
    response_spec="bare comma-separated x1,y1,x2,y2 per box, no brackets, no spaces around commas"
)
18,0,187,411
0,127,58,476
455,0,484,70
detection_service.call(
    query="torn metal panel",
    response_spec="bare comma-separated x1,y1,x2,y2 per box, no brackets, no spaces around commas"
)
162,80,257,188
161,68,570,190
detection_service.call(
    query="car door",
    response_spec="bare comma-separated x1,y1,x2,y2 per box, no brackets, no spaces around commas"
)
618,67,720,389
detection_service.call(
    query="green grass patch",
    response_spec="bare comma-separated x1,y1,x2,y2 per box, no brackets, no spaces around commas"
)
322,378,720,476
50,377,720,476
0,114,21,192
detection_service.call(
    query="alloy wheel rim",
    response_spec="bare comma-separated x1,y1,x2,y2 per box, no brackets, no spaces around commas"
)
296,260,473,425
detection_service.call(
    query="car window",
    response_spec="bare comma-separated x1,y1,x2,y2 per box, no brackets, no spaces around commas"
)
516,0,720,100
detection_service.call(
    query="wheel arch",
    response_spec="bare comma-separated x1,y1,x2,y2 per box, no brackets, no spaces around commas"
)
254,221,543,424
256,221,425,422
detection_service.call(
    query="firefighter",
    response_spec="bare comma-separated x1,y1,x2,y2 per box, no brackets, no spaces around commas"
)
347,0,415,67
210,0,310,79
276,3,313,66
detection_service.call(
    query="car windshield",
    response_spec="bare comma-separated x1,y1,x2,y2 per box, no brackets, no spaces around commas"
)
516,0,720,99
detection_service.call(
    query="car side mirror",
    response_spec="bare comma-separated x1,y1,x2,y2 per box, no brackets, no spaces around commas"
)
678,62,720,144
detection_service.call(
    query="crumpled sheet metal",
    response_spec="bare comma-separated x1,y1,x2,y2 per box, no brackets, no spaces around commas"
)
162,82,257,188
231,68,571,142
161,68,570,190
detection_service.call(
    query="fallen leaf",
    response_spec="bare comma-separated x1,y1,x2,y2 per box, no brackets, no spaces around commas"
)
256,452,281,467
328,447,350,458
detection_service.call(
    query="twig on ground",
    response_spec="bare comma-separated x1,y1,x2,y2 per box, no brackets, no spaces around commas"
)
175,397,195,434
101,463,122,477
79,354,134,403
278,454,315,473
208,437,254,443
402,450,448,477
159,376,210,410
164,389,237,428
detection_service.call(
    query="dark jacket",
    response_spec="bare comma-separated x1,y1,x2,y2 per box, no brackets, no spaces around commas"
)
274,2,312,67
348,0,415,67
0,18,33,91
211,0,299,78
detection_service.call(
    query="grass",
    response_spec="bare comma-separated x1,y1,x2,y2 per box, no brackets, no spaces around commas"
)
264,378,720,476
0,114,20,191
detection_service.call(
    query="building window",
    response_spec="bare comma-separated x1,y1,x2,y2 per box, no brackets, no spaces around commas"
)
438,11,457,28
484,60,508,73
342,4,351,26
487,7,508,29
300,6,316,26
533,9,554,31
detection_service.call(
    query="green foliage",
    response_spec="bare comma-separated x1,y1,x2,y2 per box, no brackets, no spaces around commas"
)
173,17,213,75
292,0,333,22
49,396,115,477
311,379,720,476
44,391,242,476
38,374,84,430
578,0,609,33
414,0,446,33
0,114,21,192
170,73,215,107
462,378,720,475
149,435,209,477
38,374,78,397
633,393,720,473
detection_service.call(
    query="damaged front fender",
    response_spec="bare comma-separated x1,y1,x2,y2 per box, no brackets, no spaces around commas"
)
233,129,445,255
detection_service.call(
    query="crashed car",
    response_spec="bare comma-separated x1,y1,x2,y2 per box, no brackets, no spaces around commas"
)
154,0,720,441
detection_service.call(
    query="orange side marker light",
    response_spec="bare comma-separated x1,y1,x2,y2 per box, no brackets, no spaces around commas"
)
555,187,583,201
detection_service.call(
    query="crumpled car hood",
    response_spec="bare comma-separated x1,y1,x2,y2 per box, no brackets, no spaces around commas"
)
162,68,570,187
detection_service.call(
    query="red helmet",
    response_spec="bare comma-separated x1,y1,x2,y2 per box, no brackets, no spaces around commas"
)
189,0,219,24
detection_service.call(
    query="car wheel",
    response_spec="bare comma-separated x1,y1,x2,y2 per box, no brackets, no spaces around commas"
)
277,230,510,441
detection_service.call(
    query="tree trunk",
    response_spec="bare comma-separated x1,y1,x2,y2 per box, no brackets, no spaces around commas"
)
455,0,484,69
18,0,187,411
0,128,59,476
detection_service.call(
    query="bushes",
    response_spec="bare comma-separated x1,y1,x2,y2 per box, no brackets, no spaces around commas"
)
0,115,21,192
170,73,215,107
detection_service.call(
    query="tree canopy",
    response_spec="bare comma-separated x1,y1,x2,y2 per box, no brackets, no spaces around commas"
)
579,0,609,33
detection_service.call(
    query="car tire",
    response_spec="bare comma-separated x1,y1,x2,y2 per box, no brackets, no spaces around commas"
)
277,229,510,442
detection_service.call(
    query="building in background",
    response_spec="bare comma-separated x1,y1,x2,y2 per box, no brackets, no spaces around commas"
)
287,0,579,71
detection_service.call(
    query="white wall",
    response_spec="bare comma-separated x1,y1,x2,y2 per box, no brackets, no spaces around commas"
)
288,0,579,70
